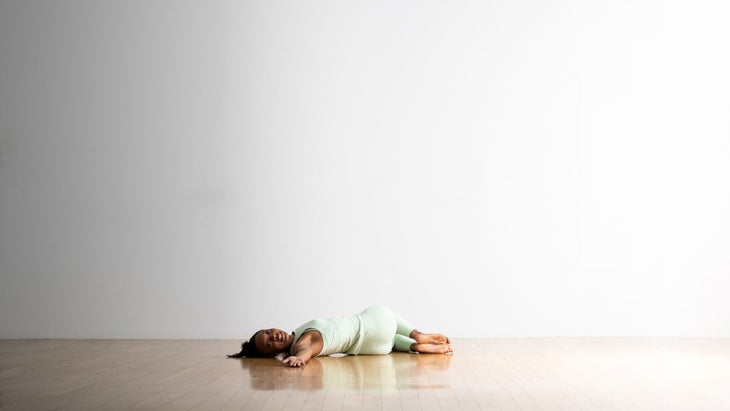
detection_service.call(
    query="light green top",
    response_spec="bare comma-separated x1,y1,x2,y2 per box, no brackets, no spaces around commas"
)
291,313,366,356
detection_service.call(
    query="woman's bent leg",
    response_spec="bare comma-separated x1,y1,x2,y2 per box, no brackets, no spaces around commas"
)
391,309,453,353
393,334,415,352
369,306,453,354
393,311,416,337
392,310,450,345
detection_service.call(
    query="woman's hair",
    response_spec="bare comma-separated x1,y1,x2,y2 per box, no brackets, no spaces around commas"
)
227,331,267,358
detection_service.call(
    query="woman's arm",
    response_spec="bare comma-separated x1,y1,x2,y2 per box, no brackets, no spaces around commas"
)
282,330,323,367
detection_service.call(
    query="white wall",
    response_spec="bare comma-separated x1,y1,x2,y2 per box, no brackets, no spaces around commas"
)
1,0,729,338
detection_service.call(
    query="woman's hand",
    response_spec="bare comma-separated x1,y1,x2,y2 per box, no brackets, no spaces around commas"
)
282,355,306,367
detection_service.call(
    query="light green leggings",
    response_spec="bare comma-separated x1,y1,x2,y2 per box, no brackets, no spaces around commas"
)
392,313,418,352
356,305,417,354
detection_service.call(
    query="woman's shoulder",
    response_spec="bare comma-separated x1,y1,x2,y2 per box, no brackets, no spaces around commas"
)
292,318,327,342
294,317,330,333
298,329,323,341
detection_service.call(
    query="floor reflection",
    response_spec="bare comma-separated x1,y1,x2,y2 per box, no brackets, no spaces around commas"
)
237,352,453,392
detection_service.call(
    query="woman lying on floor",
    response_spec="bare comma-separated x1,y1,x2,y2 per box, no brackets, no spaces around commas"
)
227,305,453,367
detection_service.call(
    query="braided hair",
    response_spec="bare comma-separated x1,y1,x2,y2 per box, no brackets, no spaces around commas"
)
227,331,266,358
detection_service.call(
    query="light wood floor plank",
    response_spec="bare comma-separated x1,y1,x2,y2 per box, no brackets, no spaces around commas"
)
2,338,730,410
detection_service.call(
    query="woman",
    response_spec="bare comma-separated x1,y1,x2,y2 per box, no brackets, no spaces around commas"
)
227,305,453,367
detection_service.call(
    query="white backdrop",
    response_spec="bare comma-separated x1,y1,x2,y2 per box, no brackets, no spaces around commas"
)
1,0,729,338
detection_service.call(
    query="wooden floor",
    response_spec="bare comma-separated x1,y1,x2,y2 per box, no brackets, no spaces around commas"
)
1,338,730,410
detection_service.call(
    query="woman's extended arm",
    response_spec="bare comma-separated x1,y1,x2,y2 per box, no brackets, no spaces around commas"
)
282,330,323,367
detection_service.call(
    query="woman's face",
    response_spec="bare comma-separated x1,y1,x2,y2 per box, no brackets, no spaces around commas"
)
254,328,291,356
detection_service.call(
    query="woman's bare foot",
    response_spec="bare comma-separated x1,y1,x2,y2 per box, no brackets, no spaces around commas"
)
411,343,454,354
410,330,451,345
